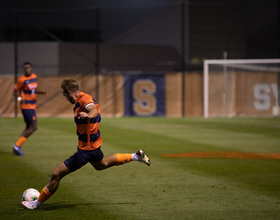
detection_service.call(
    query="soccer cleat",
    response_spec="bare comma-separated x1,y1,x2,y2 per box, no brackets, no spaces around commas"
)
22,200,38,210
12,143,24,156
136,150,151,166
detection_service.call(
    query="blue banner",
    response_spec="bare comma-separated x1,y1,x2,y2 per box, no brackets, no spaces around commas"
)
124,74,165,116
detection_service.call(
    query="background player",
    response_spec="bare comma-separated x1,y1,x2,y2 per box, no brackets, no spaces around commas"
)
22,79,150,210
12,61,46,156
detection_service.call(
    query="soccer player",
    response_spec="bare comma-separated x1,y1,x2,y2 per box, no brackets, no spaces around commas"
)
12,62,46,156
22,79,151,210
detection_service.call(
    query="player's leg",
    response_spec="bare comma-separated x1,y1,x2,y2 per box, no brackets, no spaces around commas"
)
22,149,91,210
37,148,96,204
46,162,72,194
12,110,29,156
38,163,71,204
13,110,37,156
21,109,37,138
21,121,37,138
91,153,117,170
37,162,71,204
91,149,151,170
22,162,72,210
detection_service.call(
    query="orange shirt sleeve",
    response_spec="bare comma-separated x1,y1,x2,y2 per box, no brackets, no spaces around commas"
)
14,77,23,91
80,93,95,111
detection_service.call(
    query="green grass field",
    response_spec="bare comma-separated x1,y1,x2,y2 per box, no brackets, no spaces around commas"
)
1,117,280,220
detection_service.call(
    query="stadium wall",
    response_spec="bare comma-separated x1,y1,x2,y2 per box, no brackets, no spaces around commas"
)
0,73,204,118
3,70,277,118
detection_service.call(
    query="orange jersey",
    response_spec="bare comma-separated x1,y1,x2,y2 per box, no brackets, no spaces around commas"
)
14,73,37,110
74,92,103,151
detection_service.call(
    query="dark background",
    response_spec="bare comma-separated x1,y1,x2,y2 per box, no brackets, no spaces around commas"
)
0,0,279,63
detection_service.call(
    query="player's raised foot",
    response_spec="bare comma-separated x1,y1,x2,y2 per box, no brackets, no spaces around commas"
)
136,150,151,166
12,143,24,156
22,200,38,210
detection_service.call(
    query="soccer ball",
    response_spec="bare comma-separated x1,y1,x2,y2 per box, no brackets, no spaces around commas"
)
22,188,40,202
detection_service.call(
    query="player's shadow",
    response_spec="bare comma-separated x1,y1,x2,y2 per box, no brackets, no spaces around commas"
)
35,202,138,211
17,202,76,211
0,151,14,155
39,203,77,211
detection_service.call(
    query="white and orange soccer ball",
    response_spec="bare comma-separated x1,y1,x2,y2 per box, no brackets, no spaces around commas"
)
22,188,40,202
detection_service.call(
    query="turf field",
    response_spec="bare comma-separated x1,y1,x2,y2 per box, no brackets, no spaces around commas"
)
1,117,280,220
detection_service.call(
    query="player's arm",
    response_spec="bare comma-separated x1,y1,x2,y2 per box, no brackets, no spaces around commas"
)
36,90,47,95
13,89,24,103
78,103,99,119
13,79,23,99
13,90,19,97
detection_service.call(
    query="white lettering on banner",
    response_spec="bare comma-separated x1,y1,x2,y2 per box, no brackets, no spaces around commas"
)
133,79,156,116
271,84,278,102
254,83,278,110
28,84,37,90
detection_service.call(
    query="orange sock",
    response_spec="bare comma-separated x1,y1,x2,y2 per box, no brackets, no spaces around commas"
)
37,186,53,204
115,154,132,166
15,136,27,147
